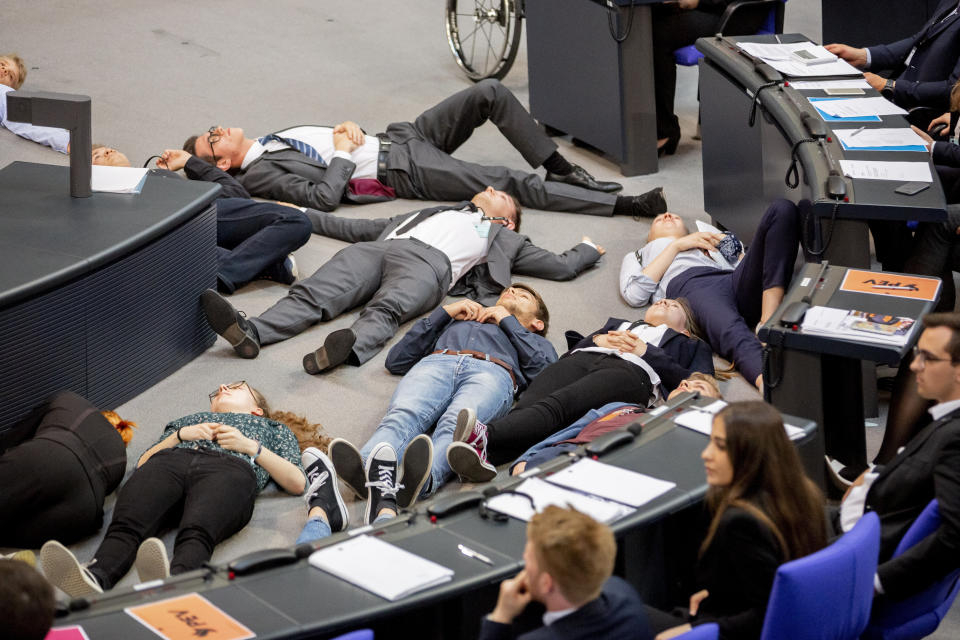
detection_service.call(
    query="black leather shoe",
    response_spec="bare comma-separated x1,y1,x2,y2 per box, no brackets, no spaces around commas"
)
626,187,667,219
303,329,357,375
657,132,680,157
545,164,623,193
200,289,260,358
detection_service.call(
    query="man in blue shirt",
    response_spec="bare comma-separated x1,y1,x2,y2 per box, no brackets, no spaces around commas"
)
327,284,555,512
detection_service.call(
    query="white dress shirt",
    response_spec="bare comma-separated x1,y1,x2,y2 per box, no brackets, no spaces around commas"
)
240,125,380,178
386,206,492,286
619,237,728,307
572,321,669,402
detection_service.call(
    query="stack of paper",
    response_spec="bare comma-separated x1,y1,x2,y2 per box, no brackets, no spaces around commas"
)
484,477,633,523
91,166,149,194
839,160,932,182
737,41,862,77
812,96,908,118
673,403,805,440
790,79,870,91
546,458,676,508
834,127,927,152
309,535,454,601
801,306,916,347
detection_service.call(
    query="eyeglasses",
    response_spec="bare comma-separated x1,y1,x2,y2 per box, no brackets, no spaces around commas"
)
912,346,959,368
206,126,221,166
208,380,248,401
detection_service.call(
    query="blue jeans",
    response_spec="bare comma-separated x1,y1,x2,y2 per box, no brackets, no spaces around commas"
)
296,514,393,545
359,354,514,496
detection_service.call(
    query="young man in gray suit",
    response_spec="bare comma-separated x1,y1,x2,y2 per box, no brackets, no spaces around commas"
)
183,80,666,219
201,187,605,374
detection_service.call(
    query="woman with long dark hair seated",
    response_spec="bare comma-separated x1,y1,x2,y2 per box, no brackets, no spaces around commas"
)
649,401,826,640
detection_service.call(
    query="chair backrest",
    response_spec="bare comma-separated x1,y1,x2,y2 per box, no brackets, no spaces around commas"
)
674,0,787,67
329,630,373,640
760,512,880,640
676,622,720,639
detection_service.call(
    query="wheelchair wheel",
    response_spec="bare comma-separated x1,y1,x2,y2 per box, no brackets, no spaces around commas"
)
445,0,523,82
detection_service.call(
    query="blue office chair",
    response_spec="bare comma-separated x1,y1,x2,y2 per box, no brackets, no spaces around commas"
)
674,0,787,67
760,512,880,640
329,630,373,640
675,622,720,639
861,500,960,640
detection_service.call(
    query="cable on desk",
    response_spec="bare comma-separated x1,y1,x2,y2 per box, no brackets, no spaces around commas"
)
785,137,816,189
802,199,839,258
762,330,786,392
748,81,781,128
607,0,636,43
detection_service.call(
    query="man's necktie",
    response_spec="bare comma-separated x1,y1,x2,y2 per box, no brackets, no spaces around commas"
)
393,202,476,237
258,134,326,167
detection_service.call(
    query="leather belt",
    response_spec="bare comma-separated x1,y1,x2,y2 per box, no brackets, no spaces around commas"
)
431,349,516,388
376,133,392,183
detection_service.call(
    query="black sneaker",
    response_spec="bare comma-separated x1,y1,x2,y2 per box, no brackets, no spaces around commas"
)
328,438,366,499
302,447,348,533
200,289,261,358
259,254,299,285
364,442,400,525
303,328,356,374
397,434,434,510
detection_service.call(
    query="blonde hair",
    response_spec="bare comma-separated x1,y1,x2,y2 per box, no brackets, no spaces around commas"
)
686,371,723,399
0,53,26,89
527,506,616,605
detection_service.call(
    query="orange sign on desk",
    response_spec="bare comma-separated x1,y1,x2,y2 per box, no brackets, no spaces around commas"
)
839,269,941,302
125,593,254,640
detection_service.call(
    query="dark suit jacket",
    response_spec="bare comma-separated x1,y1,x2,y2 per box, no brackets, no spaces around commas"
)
692,506,784,640
869,0,960,110
933,140,960,167
229,126,396,211
866,407,960,599
307,204,601,305
478,576,652,640
564,317,715,394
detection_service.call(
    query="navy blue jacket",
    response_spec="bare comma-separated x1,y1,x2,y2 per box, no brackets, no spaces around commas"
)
564,317,715,395
868,0,960,111
478,576,652,640
385,306,557,392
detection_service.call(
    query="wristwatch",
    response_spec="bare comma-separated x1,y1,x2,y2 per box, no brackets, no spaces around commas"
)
881,78,896,99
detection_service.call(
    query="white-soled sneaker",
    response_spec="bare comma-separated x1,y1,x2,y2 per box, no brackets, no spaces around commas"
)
40,540,103,598
364,442,401,526
135,537,170,583
303,447,349,533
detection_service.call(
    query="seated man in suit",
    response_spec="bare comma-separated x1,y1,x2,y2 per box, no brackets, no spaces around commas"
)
827,0,960,116
836,312,960,600
182,80,667,218
480,505,652,640
0,53,69,153
91,146,312,293
201,192,603,374
327,284,556,514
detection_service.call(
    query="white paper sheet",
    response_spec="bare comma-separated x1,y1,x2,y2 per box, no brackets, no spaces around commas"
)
813,96,908,118
737,41,861,77
790,79,871,90
674,407,805,440
545,458,676,508
839,160,933,182
484,477,633,523
834,127,928,149
91,166,148,194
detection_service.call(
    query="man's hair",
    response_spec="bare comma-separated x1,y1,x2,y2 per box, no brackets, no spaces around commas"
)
922,312,960,361
510,282,549,336
509,194,523,232
527,506,616,606
1,53,27,89
686,371,722,399
183,135,205,160
0,560,55,639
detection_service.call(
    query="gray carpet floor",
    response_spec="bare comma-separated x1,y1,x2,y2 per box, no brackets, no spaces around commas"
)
2,1,958,636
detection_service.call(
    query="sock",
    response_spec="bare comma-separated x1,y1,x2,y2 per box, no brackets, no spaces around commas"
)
542,152,573,176
613,196,632,216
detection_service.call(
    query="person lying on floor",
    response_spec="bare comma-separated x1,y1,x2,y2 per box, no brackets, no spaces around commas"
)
40,381,306,598
447,297,715,482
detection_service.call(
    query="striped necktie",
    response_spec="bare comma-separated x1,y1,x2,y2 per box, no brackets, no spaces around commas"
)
258,134,326,167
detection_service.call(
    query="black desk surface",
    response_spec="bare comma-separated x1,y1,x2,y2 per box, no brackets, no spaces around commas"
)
0,162,220,309
696,33,947,221
55,399,816,639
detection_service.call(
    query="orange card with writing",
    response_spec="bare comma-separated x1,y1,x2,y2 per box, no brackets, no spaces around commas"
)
125,593,254,640
839,269,941,301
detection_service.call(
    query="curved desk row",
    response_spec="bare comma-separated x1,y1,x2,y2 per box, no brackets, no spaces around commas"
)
0,161,220,437
696,33,947,267
54,395,819,640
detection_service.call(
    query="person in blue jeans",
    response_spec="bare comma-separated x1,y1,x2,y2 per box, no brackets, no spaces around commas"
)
323,284,554,520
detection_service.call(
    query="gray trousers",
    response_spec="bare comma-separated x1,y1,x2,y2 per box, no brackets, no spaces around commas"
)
251,239,451,364
383,79,618,216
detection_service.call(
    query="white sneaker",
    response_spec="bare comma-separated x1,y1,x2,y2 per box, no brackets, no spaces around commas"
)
40,540,102,597
135,537,170,583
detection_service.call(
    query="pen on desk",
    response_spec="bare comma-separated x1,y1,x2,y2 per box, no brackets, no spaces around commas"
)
458,544,493,566
775,34,781,44
872,285,916,290
849,126,866,137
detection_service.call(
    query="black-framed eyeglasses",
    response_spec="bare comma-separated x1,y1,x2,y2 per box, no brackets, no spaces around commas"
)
912,346,959,367
208,380,247,401
206,126,221,166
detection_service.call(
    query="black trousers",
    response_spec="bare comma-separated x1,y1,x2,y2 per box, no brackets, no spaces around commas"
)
89,448,257,589
0,391,125,548
486,352,653,465
905,205,960,311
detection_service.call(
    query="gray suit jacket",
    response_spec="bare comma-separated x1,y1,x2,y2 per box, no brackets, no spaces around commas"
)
306,205,601,304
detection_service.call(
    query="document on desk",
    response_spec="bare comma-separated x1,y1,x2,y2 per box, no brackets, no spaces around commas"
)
812,96,908,118
485,477,633,523
91,166,149,194
674,405,805,440
801,306,916,347
546,458,676,508
834,127,928,152
309,535,454,601
790,79,871,90
737,41,861,76
839,160,932,182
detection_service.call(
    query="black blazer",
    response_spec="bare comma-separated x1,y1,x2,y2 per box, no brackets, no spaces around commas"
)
866,407,960,599
868,0,960,110
478,576,652,640
564,317,715,394
692,506,783,640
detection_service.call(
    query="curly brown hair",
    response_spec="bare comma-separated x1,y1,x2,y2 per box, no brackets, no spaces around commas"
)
271,411,332,453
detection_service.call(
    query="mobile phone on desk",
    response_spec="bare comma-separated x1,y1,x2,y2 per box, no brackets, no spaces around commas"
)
894,182,930,196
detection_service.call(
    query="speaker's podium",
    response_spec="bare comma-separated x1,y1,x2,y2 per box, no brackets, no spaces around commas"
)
0,162,220,435
759,263,940,471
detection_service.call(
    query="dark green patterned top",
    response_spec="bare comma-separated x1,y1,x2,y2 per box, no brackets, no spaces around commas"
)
153,411,303,492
